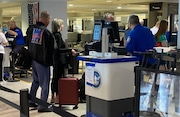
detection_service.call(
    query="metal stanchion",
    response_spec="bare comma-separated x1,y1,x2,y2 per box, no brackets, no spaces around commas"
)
20,89,29,117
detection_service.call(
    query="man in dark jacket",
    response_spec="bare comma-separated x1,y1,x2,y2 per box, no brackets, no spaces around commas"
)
27,10,54,112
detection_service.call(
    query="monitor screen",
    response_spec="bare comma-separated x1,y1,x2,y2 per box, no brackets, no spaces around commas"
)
92,22,102,41
169,32,177,46
105,21,120,43
110,21,120,43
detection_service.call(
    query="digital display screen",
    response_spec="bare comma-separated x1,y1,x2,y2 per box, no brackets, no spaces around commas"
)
93,24,101,41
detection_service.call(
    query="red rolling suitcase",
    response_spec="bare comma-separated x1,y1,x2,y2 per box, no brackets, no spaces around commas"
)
58,78,79,109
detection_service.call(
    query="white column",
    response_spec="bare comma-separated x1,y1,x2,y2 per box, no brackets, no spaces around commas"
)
39,0,67,40
21,1,28,36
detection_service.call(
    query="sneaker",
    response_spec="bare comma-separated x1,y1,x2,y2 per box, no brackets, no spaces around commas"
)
79,99,86,103
38,108,51,113
29,103,38,107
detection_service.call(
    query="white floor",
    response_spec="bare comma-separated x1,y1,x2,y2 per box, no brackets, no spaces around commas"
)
0,73,86,117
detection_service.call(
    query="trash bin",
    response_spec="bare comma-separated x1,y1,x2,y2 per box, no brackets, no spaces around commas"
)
139,111,161,117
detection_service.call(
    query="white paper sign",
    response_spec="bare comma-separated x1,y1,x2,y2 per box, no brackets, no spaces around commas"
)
85,62,95,86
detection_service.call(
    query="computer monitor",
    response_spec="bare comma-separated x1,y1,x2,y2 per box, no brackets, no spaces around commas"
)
169,32,177,46
105,21,120,43
92,21,103,41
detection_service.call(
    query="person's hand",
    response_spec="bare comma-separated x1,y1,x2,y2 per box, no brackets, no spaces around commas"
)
71,49,77,56
3,42,9,46
2,28,8,33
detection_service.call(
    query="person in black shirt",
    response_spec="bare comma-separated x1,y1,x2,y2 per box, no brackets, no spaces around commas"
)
51,18,76,103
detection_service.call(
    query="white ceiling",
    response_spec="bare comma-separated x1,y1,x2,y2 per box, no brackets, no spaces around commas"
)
0,0,178,17
67,0,178,14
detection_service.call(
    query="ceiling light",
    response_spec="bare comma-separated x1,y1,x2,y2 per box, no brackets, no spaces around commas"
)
68,4,74,7
117,6,122,9
92,9,96,11
106,0,112,2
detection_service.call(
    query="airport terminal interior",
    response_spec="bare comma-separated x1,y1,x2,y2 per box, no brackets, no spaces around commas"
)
1,0,180,117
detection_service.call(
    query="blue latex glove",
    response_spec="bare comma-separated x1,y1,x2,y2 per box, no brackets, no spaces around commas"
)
2,28,8,33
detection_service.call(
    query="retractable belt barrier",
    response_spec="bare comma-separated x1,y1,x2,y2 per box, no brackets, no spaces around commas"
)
0,85,78,117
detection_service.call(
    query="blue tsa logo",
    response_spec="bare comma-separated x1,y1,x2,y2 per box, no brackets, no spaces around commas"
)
93,71,101,88
86,70,101,88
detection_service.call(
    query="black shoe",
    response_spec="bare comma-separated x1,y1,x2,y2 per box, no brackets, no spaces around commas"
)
29,103,38,107
38,108,51,113
79,98,86,103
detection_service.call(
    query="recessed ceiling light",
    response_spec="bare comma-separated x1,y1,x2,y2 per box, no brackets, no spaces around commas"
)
117,6,122,9
68,4,74,7
106,0,112,2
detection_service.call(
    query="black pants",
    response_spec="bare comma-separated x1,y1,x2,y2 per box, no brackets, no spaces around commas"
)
10,45,24,70
51,61,65,95
0,54,3,81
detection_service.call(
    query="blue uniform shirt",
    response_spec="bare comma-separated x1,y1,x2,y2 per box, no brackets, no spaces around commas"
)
126,24,156,63
5,27,25,45
124,28,131,40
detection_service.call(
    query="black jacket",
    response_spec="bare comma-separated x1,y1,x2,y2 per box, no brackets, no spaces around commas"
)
26,22,55,66
53,32,67,64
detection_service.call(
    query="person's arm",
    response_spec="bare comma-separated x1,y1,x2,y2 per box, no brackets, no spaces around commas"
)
7,29,18,37
0,33,8,46
71,49,76,56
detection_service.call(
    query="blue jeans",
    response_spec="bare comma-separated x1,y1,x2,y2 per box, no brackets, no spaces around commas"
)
30,60,50,110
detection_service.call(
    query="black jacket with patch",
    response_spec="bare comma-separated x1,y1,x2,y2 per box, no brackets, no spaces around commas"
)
26,22,55,66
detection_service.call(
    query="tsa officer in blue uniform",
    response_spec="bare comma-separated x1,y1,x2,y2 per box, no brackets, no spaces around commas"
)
4,21,25,69
126,15,156,67
5,20,25,53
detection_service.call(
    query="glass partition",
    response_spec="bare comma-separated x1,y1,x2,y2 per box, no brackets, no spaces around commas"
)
135,67,180,117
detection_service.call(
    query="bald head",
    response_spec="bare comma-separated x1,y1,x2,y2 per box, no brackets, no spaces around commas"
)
128,15,140,29
104,13,114,22
39,11,51,27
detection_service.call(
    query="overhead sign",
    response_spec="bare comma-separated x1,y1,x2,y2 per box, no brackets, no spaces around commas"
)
28,2,39,25
150,2,162,11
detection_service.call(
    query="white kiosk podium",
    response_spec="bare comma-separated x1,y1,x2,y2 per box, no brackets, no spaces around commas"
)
77,55,139,117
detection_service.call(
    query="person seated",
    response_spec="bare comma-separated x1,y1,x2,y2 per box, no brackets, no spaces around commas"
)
4,21,25,54
4,21,25,70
